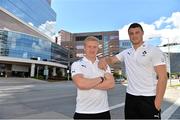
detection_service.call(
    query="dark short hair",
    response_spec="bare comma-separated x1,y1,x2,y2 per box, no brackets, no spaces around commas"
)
128,23,144,32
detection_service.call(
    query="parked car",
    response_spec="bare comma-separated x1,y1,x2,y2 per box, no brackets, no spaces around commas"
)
115,78,125,84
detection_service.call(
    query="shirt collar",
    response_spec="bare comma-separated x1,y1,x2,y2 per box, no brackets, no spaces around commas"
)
132,42,147,51
82,56,99,64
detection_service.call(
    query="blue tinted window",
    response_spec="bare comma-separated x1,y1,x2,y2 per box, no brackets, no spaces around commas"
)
0,30,68,65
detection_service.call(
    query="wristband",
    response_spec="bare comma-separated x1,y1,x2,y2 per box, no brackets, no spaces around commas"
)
100,77,104,83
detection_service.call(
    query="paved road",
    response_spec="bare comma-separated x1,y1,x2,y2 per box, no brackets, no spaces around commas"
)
0,77,179,119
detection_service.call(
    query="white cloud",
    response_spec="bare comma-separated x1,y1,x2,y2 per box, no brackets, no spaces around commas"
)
118,24,130,40
38,21,56,38
118,22,160,41
165,12,180,28
52,32,59,44
28,22,34,26
154,17,166,29
119,12,180,53
28,21,56,41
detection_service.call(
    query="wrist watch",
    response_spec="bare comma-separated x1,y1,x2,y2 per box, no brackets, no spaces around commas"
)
100,77,104,83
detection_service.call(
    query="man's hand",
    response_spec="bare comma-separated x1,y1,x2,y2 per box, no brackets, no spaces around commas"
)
98,56,119,70
104,73,113,80
94,72,115,90
154,64,168,111
154,99,161,111
98,58,108,70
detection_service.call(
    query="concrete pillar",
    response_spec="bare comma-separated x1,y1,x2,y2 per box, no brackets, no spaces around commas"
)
52,67,57,76
30,63,35,77
61,68,65,76
36,66,39,78
44,65,49,80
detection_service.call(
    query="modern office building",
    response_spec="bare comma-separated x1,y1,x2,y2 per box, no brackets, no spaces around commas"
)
118,40,132,75
58,30,120,71
59,30,119,58
72,31,119,58
0,0,68,78
168,53,180,73
119,40,132,51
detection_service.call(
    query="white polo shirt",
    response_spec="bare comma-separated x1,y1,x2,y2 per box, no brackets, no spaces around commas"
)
71,57,111,114
116,43,166,96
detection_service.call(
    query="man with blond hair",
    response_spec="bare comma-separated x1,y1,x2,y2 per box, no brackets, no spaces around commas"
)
71,36,115,119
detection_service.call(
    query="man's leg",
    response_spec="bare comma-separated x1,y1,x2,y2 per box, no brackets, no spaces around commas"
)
139,96,161,119
94,111,111,119
73,112,90,119
124,93,140,119
73,111,111,119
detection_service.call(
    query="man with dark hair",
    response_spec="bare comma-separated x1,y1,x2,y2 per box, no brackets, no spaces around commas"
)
99,23,168,119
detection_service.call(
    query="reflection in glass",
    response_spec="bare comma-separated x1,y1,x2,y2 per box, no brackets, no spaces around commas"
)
0,30,68,65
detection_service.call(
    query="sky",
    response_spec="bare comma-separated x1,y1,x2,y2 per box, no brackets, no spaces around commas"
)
51,0,180,52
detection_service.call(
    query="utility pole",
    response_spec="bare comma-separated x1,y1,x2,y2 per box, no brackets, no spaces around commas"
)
148,37,172,85
67,43,70,81
167,38,172,86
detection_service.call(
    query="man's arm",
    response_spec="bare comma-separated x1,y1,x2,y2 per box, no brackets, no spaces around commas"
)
94,73,115,90
72,74,102,90
98,56,120,70
154,64,168,110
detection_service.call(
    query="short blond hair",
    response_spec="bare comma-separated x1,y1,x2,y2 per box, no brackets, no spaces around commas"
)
84,36,99,46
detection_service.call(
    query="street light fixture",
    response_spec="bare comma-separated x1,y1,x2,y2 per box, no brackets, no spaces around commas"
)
148,37,172,85
67,48,71,81
166,38,171,86
162,42,180,86
157,38,180,86
148,36,180,86
156,37,172,86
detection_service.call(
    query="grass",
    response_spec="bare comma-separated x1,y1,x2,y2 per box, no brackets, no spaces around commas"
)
171,84,180,87
168,83,180,88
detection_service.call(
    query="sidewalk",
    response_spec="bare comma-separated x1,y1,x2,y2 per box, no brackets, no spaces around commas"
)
162,81,180,119
0,77,48,83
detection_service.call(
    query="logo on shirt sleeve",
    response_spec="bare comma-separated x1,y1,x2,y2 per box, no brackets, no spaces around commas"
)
127,52,131,55
81,65,86,68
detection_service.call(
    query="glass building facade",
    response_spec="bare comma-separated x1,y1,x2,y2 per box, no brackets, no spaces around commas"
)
0,30,68,63
0,0,56,36
0,0,68,78
103,35,109,56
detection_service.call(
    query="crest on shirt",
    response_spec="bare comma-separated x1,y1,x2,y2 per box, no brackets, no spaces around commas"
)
142,51,147,56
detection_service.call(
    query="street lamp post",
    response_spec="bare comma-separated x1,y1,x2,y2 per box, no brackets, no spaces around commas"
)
158,37,172,86
159,38,180,86
67,69,70,81
167,38,172,86
67,49,70,81
148,37,171,85
148,36,180,86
